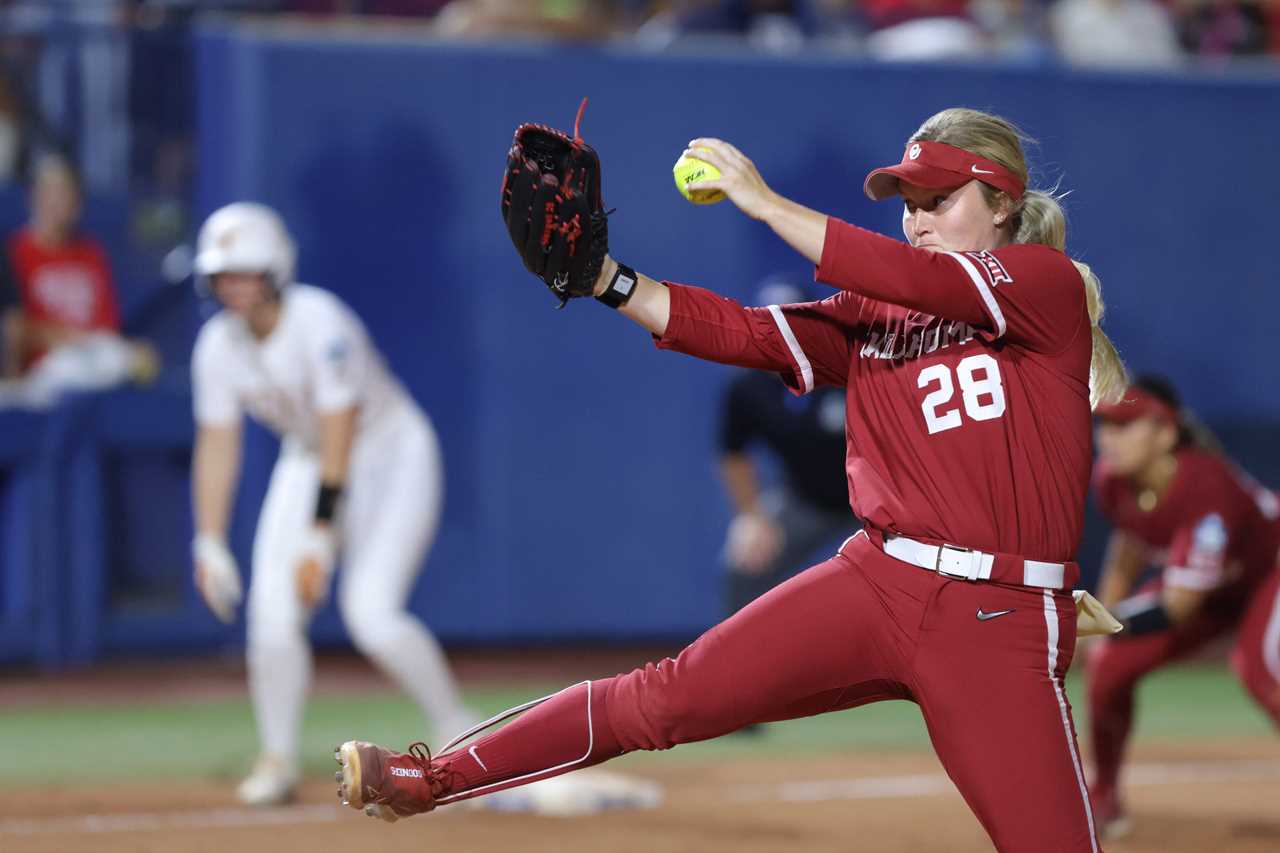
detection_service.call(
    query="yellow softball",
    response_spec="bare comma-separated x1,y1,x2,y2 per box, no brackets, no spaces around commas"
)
673,148,725,205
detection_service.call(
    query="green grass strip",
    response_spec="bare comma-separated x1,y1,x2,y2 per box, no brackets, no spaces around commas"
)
0,664,1272,787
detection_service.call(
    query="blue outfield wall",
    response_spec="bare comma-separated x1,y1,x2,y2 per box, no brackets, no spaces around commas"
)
7,25,1279,666
193,28,1279,648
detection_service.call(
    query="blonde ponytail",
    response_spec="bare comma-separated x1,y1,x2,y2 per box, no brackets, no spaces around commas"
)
1075,260,1127,408
1009,190,1126,408
1013,190,1066,251
909,108,1126,409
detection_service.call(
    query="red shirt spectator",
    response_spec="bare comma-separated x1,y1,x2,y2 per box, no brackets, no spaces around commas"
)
4,226,118,332
0,155,122,373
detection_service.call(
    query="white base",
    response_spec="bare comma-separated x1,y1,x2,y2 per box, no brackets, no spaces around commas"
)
469,770,663,817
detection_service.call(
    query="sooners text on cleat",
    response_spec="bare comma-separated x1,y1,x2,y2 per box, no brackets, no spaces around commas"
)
335,740,440,821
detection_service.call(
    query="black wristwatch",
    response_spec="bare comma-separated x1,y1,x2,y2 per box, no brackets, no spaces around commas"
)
595,262,638,309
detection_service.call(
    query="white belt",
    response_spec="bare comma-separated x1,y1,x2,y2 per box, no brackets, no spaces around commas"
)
881,533,1066,589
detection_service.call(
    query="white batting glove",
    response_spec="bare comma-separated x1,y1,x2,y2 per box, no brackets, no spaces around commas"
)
295,525,337,609
724,511,785,576
193,533,243,624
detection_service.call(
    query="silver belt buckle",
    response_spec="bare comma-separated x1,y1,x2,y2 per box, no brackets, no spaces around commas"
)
935,543,979,580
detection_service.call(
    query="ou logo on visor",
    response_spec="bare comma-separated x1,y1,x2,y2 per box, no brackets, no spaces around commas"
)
908,144,921,160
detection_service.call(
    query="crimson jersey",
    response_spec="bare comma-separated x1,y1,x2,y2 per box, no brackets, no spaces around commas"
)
657,218,1093,575
1094,447,1280,595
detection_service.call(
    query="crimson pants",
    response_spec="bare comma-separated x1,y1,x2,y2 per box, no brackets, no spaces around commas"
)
1086,567,1280,804
436,534,1101,852
1232,567,1280,726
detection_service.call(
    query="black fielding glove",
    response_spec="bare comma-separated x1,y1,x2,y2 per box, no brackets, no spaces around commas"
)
500,99,609,307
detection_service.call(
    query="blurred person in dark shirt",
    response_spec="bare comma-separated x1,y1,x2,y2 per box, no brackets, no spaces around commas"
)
718,278,854,615
0,154,155,399
1172,0,1280,57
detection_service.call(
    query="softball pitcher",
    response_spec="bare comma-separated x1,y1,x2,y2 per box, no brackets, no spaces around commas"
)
1087,376,1280,838
189,202,475,805
336,106,1126,852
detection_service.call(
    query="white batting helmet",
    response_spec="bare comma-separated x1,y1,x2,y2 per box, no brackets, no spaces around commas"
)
194,202,296,291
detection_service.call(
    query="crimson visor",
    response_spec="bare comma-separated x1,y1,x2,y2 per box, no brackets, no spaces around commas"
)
864,140,1025,202
1094,387,1179,425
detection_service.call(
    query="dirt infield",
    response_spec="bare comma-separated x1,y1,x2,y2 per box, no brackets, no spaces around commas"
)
7,737,1279,853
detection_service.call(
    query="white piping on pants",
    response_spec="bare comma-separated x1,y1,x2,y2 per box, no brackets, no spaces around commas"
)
1042,590,1099,852
433,680,595,804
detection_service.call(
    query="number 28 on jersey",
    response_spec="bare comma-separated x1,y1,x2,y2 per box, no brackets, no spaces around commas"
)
917,354,1007,435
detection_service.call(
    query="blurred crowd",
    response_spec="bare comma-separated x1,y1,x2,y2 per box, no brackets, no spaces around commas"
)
0,0,1267,206
412,0,1280,66
153,0,1280,65
0,1,1275,68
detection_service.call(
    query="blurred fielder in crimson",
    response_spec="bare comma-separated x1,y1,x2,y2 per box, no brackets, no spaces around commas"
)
337,107,1128,852
1086,376,1280,839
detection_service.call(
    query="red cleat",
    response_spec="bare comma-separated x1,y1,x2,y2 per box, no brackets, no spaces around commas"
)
334,740,442,822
